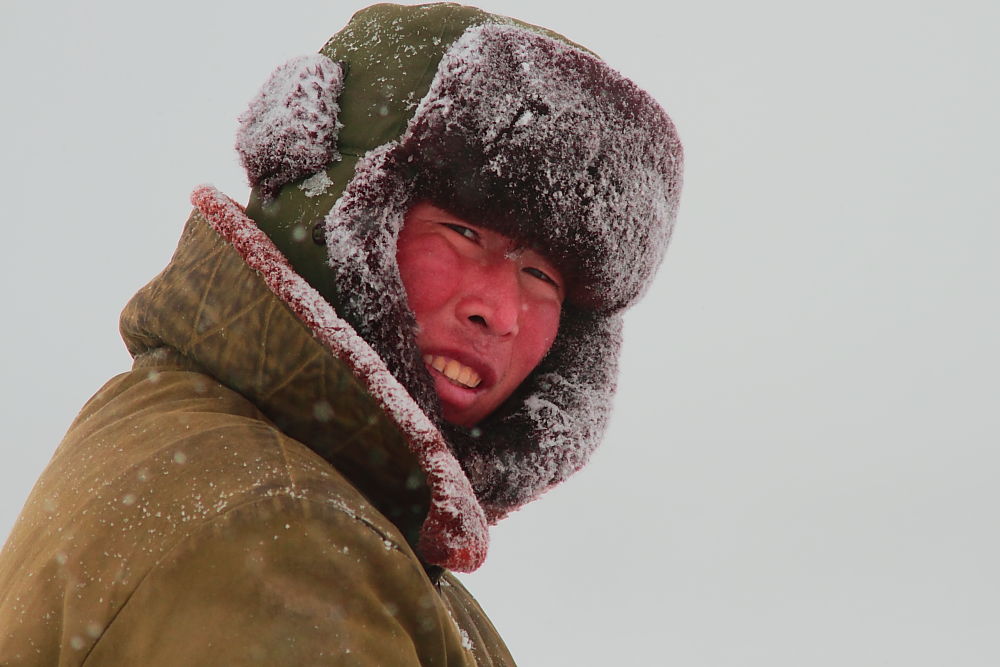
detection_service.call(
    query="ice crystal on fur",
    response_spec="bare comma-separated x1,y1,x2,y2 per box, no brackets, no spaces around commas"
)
300,170,334,198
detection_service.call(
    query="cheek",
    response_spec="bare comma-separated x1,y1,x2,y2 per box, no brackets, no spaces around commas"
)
396,242,461,318
515,301,563,371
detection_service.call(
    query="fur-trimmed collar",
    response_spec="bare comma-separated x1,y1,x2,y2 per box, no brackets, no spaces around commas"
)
190,185,488,572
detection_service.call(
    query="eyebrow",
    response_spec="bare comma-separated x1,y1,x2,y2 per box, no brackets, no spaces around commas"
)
504,245,525,259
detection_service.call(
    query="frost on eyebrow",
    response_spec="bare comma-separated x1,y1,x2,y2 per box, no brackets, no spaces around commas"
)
503,246,525,261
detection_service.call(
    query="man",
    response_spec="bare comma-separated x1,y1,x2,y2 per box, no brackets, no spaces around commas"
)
0,3,681,664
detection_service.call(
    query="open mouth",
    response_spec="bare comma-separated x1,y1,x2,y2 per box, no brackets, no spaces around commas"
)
423,354,482,389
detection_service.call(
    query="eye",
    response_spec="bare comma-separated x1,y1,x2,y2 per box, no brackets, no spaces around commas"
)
442,223,480,243
523,266,560,290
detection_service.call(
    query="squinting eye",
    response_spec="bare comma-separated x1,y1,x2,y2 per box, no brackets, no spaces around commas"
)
523,266,558,288
443,223,479,242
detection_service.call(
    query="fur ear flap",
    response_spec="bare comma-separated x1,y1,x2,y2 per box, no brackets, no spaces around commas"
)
236,54,344,200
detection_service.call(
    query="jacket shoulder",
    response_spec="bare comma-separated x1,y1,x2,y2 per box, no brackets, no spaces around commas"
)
83,493,480,665
48,363,397,534
0,366,426,663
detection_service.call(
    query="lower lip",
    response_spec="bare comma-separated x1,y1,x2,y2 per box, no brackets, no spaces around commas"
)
426,364,483,411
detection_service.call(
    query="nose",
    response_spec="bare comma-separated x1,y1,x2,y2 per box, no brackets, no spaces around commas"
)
456,262,521,338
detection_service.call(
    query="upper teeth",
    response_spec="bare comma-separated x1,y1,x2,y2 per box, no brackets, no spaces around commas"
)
424,355,482,388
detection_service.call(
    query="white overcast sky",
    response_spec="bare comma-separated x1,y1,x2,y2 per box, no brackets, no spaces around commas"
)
2,1,998,665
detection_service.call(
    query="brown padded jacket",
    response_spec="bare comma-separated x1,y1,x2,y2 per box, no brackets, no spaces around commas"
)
0,197,514,665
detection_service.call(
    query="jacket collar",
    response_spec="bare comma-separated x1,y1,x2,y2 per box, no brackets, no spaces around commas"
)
119,186,488,572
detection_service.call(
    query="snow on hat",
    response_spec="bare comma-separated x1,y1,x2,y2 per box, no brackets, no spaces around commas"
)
236,3,682,534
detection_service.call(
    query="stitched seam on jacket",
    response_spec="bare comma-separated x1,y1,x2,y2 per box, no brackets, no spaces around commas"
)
189,250,227,340
185,292,272,350
254,299,277,394
257,348,327,402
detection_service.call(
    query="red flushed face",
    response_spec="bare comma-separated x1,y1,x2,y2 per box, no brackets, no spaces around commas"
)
396,202,564,428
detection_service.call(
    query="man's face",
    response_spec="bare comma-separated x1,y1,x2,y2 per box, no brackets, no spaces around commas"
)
396,202,564,427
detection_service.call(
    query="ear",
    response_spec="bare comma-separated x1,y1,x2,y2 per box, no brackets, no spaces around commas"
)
236,54,345,200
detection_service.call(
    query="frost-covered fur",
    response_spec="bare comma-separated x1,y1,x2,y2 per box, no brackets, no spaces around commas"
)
321,25,682,520
236,55,344,199
402,24,683,314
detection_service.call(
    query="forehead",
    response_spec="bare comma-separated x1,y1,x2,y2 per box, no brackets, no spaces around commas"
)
404,201,470,227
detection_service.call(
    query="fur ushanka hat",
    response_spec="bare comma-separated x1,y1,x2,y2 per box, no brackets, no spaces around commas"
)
236,3,682,554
